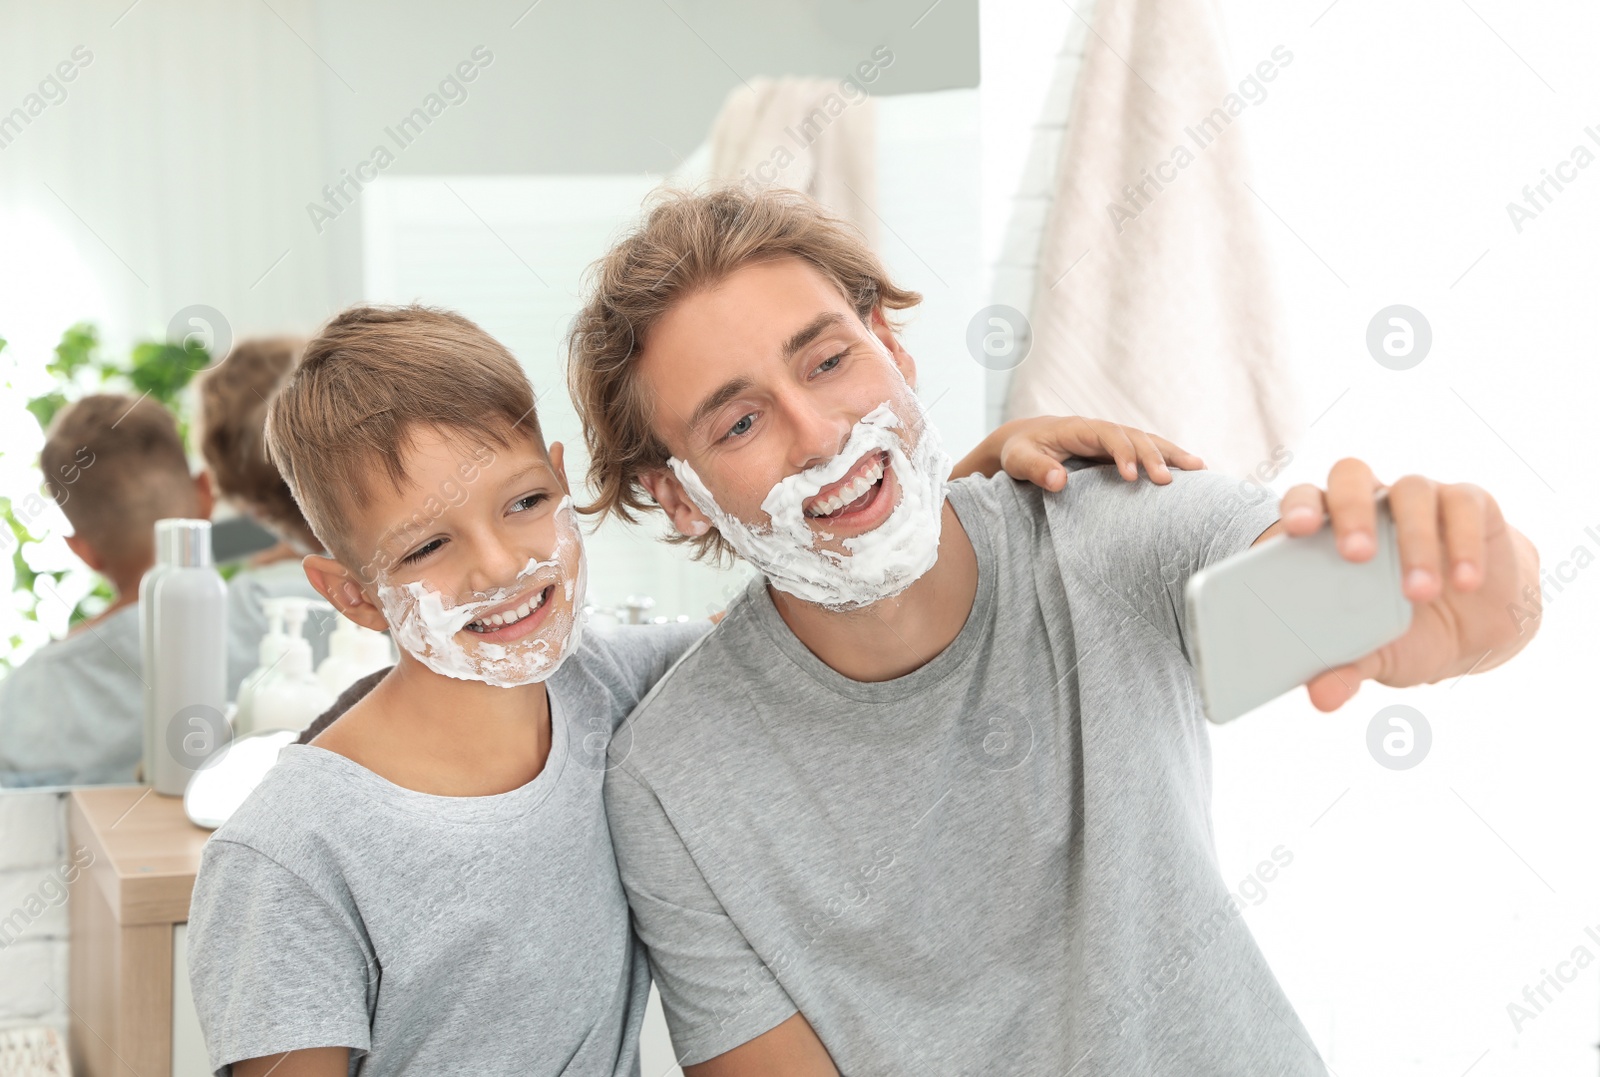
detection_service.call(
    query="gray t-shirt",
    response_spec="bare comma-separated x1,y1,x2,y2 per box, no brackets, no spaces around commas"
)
605,465,1327,1075
187,621,710,1077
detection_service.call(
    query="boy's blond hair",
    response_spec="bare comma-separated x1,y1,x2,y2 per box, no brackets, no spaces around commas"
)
566,185,921,562
264,305,543,574
40,394,198,572
195,336,321,553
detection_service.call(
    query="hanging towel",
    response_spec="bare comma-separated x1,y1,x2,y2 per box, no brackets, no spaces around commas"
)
706,76,879,248
1005,0,1300,477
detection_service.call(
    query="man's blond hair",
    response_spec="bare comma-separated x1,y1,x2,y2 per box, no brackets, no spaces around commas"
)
195,336,321,552
566,185,920,561
264,305,543,574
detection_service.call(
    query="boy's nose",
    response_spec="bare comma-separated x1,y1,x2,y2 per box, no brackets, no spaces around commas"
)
465,535,535,594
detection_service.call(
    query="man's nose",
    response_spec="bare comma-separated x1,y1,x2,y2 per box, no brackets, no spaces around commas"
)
785,397,852,472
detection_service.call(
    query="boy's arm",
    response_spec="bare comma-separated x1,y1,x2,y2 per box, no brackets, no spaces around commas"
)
235,1048,350,1077
950,415,1205,490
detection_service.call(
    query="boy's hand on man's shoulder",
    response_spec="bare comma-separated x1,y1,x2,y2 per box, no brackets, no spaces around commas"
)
951,415,1206,492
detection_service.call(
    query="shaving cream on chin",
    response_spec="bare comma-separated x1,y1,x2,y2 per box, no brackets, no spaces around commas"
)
376,496,588,687
668,400,951,611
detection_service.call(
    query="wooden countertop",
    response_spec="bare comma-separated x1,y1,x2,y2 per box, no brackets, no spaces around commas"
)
70,786,211,926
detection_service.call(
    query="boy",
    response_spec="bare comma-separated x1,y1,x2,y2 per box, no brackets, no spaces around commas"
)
0,394,214,786
185,303,1199,1075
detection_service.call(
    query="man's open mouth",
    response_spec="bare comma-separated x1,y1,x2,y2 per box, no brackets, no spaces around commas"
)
804,451,890,519
464,584,554,633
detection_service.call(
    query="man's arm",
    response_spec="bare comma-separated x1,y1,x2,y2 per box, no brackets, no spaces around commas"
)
235,1049,349,1077
684,1014,838,1077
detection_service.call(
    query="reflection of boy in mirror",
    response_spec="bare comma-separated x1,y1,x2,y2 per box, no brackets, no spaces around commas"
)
0,394,213,786
195,336,335,668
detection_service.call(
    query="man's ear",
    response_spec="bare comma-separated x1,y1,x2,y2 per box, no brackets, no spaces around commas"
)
639,468,713,538
64,533,104,574
302,554,390,632
194,470,215,520
868,307,916,390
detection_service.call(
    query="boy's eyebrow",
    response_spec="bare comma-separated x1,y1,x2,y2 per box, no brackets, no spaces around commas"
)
687,312,849,437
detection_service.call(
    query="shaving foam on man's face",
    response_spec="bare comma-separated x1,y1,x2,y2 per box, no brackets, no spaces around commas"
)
375,494,588,688
669,394,952,611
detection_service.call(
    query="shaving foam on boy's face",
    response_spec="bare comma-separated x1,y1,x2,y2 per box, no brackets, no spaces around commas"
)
668,395,951,611
375,496,587,687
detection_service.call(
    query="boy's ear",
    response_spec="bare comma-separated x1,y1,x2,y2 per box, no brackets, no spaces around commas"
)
548,440,569,495
302,554,390,632
868,307,916,390
64,533,105,573
640,469,713,538
194,470,215,520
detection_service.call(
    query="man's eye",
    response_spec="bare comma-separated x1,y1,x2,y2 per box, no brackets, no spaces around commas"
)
402,538,442,565
725,414,755,440
510,493,548,513
816,351,846,374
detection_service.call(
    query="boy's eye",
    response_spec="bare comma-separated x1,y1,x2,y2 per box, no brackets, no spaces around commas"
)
401,538,442,565
510,492,548,513
724,414,755,440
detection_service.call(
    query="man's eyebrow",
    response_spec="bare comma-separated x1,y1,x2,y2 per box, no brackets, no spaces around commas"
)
782,311,848,359
688,377,755,438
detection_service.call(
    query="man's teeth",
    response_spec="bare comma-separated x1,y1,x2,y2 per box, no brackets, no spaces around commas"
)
806,457,886,518
472,588,547,629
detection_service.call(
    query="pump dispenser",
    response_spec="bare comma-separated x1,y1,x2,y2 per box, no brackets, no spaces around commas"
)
233,601,290,735
139,520,182,785
317,614,394,696
250,597,336,734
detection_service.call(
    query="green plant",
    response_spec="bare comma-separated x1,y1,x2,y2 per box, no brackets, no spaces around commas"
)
2,324,210,668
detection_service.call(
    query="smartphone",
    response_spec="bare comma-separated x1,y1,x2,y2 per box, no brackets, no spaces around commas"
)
1184,491,1413,724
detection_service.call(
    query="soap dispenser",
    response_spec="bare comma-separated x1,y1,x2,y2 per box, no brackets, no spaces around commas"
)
317,613,394,696
234,599,291,736
250,597,337,734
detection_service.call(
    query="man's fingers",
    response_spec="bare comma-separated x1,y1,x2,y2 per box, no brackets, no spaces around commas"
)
1324,457,1382,560
1389,475,1443,602
1440,483,1489,591
1277,483,1327,536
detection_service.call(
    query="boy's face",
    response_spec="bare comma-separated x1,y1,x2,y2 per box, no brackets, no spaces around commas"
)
313,425,586,687
635,256,951,610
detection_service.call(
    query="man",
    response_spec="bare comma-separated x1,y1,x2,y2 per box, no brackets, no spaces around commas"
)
565,186,1539,1075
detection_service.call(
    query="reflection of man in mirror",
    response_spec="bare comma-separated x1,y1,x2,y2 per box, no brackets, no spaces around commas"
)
0,394,212,787
564,186,1540,1075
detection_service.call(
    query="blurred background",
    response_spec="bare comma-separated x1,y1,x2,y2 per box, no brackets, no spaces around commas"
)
0,0,1595,1074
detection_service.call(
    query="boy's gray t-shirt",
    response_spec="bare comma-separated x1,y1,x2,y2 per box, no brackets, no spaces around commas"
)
605,465,1328,1075
187,620,710,1077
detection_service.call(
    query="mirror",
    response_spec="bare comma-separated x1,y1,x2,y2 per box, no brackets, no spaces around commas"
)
183,730,299,831
0,0,981,790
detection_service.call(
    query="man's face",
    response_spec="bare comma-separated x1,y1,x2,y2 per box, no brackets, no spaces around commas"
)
638,256,923,554
342,425,586,685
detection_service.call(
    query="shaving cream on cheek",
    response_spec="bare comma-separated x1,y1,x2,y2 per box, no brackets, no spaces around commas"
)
668,399,951,610
376,496,588,687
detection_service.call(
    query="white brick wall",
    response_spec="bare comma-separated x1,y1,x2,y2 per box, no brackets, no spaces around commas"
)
0,790,71,1036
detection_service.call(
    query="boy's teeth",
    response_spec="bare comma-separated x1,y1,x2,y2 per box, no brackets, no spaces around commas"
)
473,587,550,631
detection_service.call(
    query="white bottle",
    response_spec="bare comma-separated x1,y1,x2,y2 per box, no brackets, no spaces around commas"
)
317,613,395,696
234,599,291,737
149,520,229,796
139,520,183,786
251,597,336,734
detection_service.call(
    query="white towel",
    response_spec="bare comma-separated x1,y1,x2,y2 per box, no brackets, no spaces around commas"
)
706,76,878,248
1006,0,1300,477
